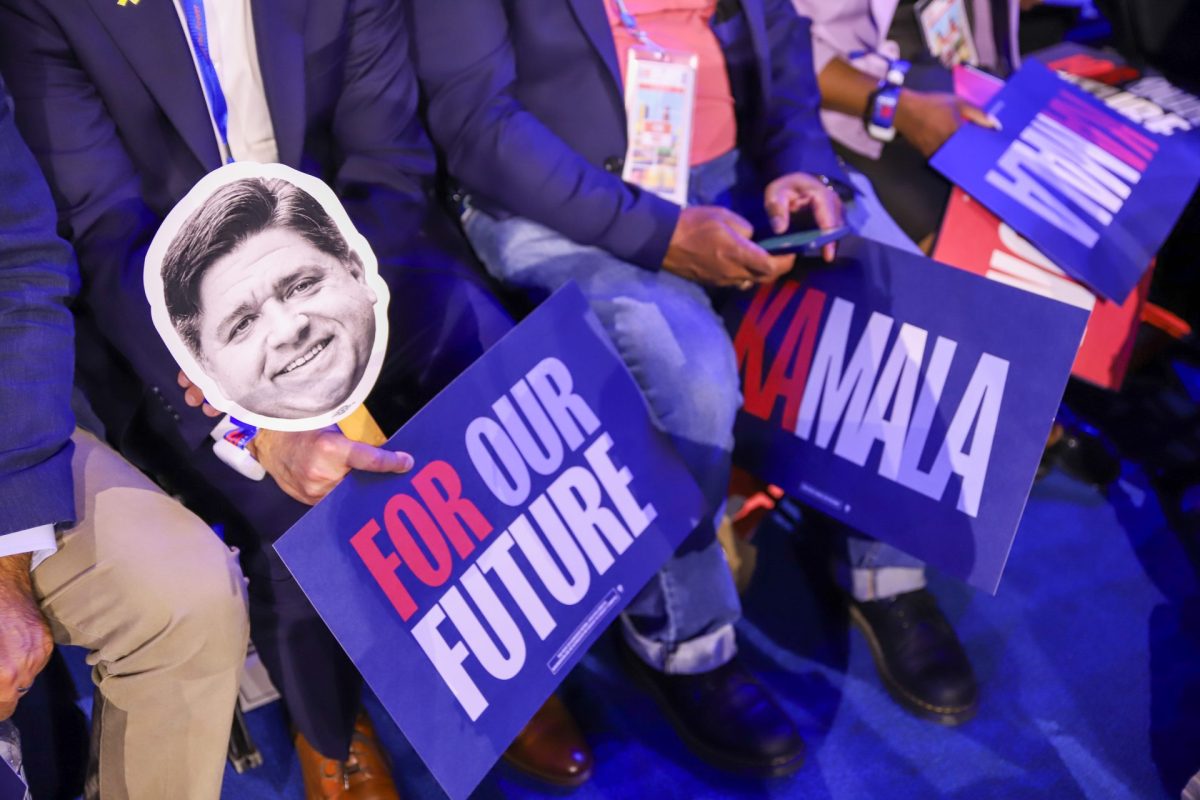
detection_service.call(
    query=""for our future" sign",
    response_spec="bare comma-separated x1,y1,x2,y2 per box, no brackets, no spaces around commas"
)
275,283,707,799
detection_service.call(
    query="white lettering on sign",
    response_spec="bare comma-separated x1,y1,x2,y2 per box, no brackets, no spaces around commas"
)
409,359,658,721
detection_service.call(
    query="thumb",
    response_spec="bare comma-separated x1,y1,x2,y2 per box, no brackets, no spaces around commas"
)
960,101,1001,130
344,441,415,474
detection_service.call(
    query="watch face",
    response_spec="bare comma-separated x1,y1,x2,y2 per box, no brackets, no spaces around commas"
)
871,90,899,128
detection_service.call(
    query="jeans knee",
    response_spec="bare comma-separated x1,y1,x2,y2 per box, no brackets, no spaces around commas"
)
686,358,741,442
609,296,741,449
667,341,741,451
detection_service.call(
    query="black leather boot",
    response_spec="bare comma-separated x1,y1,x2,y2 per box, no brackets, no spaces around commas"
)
620,640,805,776
850,589,978,725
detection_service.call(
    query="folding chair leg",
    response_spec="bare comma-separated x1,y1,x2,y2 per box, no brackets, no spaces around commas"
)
227,706,263,773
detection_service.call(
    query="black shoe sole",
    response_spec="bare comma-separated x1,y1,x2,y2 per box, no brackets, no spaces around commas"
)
849,604,978,726
617,642,806,778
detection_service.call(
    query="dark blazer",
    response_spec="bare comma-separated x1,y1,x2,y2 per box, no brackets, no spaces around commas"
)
0,0,438,452
0,75,78,538
411,0,845,271
0,2,491,748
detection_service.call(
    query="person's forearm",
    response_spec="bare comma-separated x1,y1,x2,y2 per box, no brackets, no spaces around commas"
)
817,57,886,118
818,57,930,144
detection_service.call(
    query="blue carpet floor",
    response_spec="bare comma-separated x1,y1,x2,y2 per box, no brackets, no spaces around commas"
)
58,462,1200,799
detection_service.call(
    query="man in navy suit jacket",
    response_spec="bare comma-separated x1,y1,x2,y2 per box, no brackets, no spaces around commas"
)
0,1,560,796
414,0,982,749
0,72,248,800
411,0,859,776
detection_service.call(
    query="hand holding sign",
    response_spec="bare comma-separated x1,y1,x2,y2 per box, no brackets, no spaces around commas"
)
175,368,412,503
896,90,999,158
250,428,414,505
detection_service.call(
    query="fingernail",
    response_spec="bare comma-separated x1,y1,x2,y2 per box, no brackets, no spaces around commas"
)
988,114,1003,130
398,453,415,471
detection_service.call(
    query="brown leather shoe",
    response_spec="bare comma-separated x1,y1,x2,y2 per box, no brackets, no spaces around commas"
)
294,713,402,800
502,694,593,787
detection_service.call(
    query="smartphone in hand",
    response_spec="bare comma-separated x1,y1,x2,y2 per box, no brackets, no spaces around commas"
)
756,225,851,255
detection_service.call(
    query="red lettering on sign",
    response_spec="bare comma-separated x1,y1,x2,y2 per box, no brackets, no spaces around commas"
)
384,493,454,590
735,283,827,430
760,288,827,431
734,282,800,418
350,519,418,622
1047,92,1157,170
412,460,494,559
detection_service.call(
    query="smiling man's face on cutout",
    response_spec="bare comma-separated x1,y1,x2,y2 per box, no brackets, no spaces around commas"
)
194,226,377,419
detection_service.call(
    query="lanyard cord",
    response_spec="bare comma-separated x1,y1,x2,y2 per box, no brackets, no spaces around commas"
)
609,0,664,50
181,0,233,163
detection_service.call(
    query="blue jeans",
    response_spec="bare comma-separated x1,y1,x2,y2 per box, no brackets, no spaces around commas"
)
463,152,927,674
463,172,744,674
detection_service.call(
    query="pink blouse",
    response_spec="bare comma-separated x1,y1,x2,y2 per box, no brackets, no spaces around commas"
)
604,0,738,166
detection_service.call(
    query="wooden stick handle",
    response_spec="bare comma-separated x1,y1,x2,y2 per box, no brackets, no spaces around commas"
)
337,404,387,446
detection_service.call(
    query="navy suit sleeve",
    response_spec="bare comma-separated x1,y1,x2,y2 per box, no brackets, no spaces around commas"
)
409,0,681,271
754,1,846,186
0,77,78,537
0,1,216,450
331,0,440,267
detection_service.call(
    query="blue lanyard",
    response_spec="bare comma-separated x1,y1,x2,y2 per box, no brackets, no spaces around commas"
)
181,0,232,163
609,0,663,50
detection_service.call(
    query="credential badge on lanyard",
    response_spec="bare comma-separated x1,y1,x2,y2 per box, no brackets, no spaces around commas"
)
612,0,698,207
914,0,980,69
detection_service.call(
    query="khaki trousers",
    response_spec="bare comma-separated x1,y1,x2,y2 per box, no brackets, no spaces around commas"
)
32,429,249,799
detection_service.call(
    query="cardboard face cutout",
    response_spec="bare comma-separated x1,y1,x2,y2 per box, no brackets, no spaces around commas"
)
145,163,390,431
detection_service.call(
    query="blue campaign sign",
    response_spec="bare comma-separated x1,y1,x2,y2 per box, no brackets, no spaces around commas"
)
724,236,1088,593
275,282,706,800
1028,42,1200,144
931,60,1200,303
